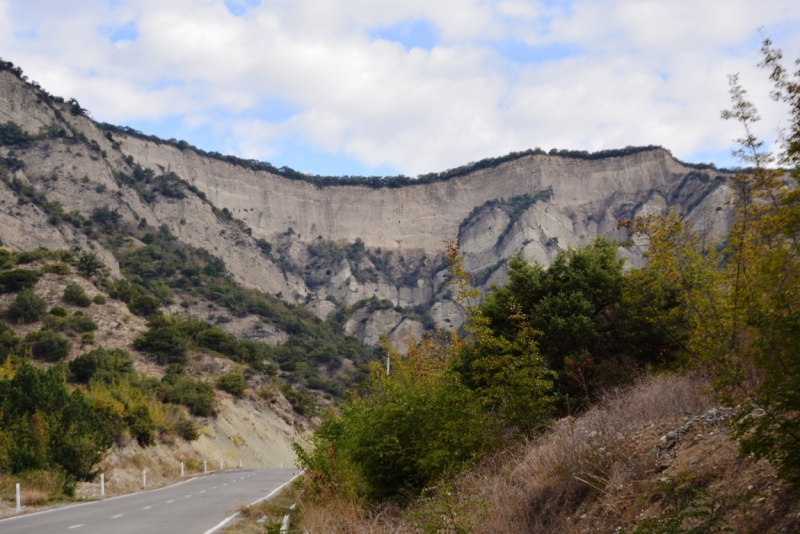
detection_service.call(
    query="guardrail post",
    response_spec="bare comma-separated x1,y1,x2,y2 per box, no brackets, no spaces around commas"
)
101,473,105,497
204,460,207,474
15,483,20,512
239,459,242,468
142,470,146,488
181,462,184,477
220,459,224,471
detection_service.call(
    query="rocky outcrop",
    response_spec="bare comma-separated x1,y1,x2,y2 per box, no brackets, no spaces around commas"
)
0,69,735,346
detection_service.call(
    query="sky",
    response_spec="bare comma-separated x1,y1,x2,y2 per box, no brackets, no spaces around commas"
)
1,0,799,176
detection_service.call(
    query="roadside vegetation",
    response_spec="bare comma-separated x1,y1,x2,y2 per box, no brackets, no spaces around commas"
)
259,40,800,534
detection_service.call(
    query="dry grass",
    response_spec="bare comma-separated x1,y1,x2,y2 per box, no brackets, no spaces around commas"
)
453,372,716,533
297,373,718,533
20,489,48,505
235,373,800,533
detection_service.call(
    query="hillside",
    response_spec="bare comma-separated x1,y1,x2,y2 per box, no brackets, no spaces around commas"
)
0,55,751,520
0,62,733,351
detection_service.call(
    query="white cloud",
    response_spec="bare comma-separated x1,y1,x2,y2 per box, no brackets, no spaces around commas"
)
0,0,798,174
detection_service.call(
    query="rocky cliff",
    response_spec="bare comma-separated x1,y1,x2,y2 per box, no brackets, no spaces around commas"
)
0,67,734,347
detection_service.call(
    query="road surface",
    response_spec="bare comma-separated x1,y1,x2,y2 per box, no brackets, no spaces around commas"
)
0,469,300,534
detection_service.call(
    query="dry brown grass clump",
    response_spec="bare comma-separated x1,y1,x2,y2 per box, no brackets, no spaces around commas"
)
20,489,48,506
289,373,799,533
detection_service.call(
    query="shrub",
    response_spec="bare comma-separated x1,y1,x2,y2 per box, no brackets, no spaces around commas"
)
0,121,29,146
0,269,40,294
133,326,188,364
9,288,48,323
0,362,114,480
49,306,68,317
163,378,215,417
128,293,161,317
63,283,92,307
69,347,134,384
43,263,71,275
25,330,71,361
216,372,247,397
92,294,106,305
76,252,106,278
126,404,155,447
176,418,200,441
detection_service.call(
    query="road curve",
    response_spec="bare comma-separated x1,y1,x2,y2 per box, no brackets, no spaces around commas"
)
0,469,301,534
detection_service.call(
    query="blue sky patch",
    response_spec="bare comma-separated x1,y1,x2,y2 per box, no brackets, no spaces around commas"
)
278,145,399,177
100,21,139,43
493,40,581,64
114,108,398,177
686,148,741,171
14,29,37,40
224,0,261,17
371,19,440,51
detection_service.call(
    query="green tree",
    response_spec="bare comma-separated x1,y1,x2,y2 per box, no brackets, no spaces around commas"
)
216,372,247,397
9,288,48,323
0,362,113,480
133,323,188,364
448,241,556,433
63,282,92,307
25,330,71,361
125,403,155,447
624,41,800,486
0,269,40,293
76,252,106,278
479,238,676,406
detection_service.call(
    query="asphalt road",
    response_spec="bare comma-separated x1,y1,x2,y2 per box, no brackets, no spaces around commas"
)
0,469,301,534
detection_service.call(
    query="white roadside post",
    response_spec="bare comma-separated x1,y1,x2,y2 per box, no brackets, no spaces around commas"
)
142,470,146,488
204,460,207,474
15,483,20,512
101,473,105,497
239,459,242,469
181,462,184,477
280,513,290,533
220,459,224,471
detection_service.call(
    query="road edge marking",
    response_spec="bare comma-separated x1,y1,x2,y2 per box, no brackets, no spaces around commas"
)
202,470,304,534
0,470,246,524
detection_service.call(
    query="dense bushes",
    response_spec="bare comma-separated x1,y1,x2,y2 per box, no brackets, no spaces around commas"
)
0,362,113,482
25,330,71,361
68,347,133,384
63,283,92,307
0,121,30,147
9,288,48,323
133,320,189,364
0,269,40,293
68,347,206,439
216,372,246,397
160,365,215,417
43,310,96,337
480,238,679,407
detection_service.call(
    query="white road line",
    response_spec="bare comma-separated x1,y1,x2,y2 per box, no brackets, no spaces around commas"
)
143,506,152,510
166,500,174,503
68,525,84,529
213,486,217,489
203,471,305,534
200,490,205,493
185,495,192,498
111,514,123,519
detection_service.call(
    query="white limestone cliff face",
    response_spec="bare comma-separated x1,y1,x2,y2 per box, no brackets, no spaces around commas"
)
0,69,735,345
